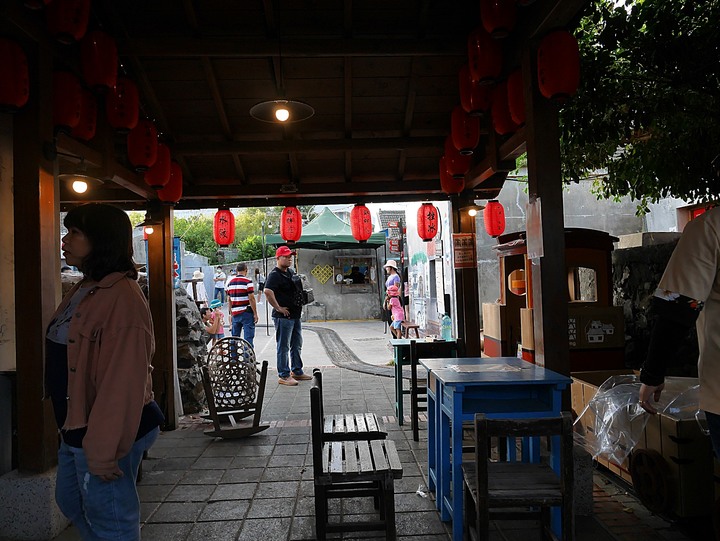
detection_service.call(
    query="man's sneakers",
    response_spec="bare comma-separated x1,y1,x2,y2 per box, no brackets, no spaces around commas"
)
278,376,298,386
291,372,312,381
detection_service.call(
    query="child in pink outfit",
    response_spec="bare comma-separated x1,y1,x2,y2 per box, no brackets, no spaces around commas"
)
386,284,404,338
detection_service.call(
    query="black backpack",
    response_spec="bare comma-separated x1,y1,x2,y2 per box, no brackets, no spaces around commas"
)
290,269,314,306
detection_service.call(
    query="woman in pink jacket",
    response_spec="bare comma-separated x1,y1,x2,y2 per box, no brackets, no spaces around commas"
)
46,204,163,540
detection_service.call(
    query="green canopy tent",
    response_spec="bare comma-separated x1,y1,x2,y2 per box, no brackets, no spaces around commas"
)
264,207,387,250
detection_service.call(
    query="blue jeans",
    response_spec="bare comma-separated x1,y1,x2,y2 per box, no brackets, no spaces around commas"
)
55,427,160,541
273,317,303,378
214,288,226,303
232,310,256,348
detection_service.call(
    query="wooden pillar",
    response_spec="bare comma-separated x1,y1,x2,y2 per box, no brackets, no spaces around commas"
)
522,43,570,376
146,205,178,430
451,198,482,356
13,42,62,473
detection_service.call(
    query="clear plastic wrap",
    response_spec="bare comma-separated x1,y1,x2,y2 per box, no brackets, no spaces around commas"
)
573,374,705,464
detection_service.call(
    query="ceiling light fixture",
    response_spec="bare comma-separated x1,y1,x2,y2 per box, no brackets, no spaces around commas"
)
44,141,103,194
249,6,314,124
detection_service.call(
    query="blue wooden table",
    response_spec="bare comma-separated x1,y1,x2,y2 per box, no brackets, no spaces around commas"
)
389,338,456,425
419,356,570,541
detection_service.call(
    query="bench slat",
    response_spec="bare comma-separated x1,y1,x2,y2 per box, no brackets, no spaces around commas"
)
362,413,377,433
343,441,359,474
370,440,389,472
345,414,356,433
357,441,373,473
329,442,344,474
324,415,334,434
384,440,402,475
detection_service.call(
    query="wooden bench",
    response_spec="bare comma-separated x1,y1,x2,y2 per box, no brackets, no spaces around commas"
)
313,368,387,441
401,321,420,338
311,373,402,540
461,413,574,541
201,337,270,439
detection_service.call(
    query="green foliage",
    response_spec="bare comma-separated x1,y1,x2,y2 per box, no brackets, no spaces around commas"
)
561,0,720,208
175,215,219,263
127,211,144,227
237,235,264,261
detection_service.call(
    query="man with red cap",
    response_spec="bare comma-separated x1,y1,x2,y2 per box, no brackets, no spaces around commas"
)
264,246,312,386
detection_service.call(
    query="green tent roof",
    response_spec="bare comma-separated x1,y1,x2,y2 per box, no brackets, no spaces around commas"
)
265,208,387,250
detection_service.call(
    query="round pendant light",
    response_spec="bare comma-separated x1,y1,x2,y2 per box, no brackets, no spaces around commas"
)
250,99,315,124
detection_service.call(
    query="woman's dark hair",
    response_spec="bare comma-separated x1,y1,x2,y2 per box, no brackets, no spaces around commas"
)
64,203,138,281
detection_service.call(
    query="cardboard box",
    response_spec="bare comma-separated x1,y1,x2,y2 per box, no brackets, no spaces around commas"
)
572,370,714,517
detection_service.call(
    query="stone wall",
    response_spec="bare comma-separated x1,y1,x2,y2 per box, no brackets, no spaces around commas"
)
612,237,699,375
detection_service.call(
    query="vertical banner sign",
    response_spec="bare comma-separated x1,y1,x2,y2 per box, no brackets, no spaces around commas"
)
173,236,182,289
452,233,477,269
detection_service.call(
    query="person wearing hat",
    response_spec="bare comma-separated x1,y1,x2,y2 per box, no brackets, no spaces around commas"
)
385,284,405,339
202,298,226,346
187,269,208,306
264,246,312,386
384,260,400,290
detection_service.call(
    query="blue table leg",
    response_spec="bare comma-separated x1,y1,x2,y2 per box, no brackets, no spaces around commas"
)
426,373,436,493
439,406,451,520
393,346,404,425
451,392,464,541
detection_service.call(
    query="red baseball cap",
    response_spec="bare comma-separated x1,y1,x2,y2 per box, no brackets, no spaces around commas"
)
275,246,296,257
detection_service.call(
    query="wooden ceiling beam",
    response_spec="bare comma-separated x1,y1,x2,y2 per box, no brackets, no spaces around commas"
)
118,37,466,58
174,136,444,155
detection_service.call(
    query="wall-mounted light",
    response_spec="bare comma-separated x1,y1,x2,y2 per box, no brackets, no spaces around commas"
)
136,202,163,235
461,201,485,217
44,141,103,194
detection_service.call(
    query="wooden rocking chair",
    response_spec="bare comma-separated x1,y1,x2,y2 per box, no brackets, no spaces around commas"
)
200,336,269,438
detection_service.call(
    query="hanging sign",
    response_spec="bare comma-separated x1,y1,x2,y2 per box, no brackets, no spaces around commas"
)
452,233,477,269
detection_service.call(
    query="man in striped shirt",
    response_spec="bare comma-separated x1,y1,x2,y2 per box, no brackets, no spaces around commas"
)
226,262,259,347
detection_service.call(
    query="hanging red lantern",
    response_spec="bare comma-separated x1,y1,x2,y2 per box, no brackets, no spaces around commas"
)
451,105,480,155
80,31,118,92
417,203,439,242
440,156,464,195
480,0,517,38
157,162,183,204
127,120,158,171
213,209,236,247
46,0,91,45
459,65,492,116
483,200,505,237
70,89,97,141
0,39,29,113
52,71,82,134
350,204,373,243
106,77,140,133
444,136,472,179
506,69,525,126
280,206,303,243
491,80,519,136
467,26,502,85
144,143,171,189
537,30,580,103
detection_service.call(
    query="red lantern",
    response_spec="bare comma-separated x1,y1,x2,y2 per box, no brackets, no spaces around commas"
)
459,65,492,116
491,81,519,135
81,31,118,92
0,39,29,113
144,143,171,189
440,156,464,194
350,204,373,243
506,69,525,126
451,105,480,156
280,206,303,243
70,89,97,141
127,120,158,171
213,209,236,247
483,200,505,237
444,136,472,179
46,0,91,44
53,71,82,134
467,26,502,85
106,77,140,132
157,162,183,204
417,203,439,242
480,0,517,38
537,30,580,102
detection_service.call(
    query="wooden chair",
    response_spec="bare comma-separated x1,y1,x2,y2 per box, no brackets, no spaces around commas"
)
310,373,403,540
461,413,574,541
408,339,462,441
401,321,420,338
312,368,387,441
200,336,269,438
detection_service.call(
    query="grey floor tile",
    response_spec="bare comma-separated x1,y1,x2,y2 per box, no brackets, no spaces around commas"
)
255,480,300,499
137,484,175,502
210,482,258,500
220,467,264,483
166,484,216,502
187,521,242,540
197,500,250,521
229,455,270,469
246,497,296,518
239,517,293,541
140,523,194,541
289,515,316,540
139,469,186,485
192,456,235,469
147,502,205,523
179,468,225,485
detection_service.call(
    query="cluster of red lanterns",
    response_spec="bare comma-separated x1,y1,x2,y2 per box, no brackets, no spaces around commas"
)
0,0,184,204
441,8,580,195
213,209,236,247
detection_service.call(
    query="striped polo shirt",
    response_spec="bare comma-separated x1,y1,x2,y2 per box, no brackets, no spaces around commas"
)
227,275,254,316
